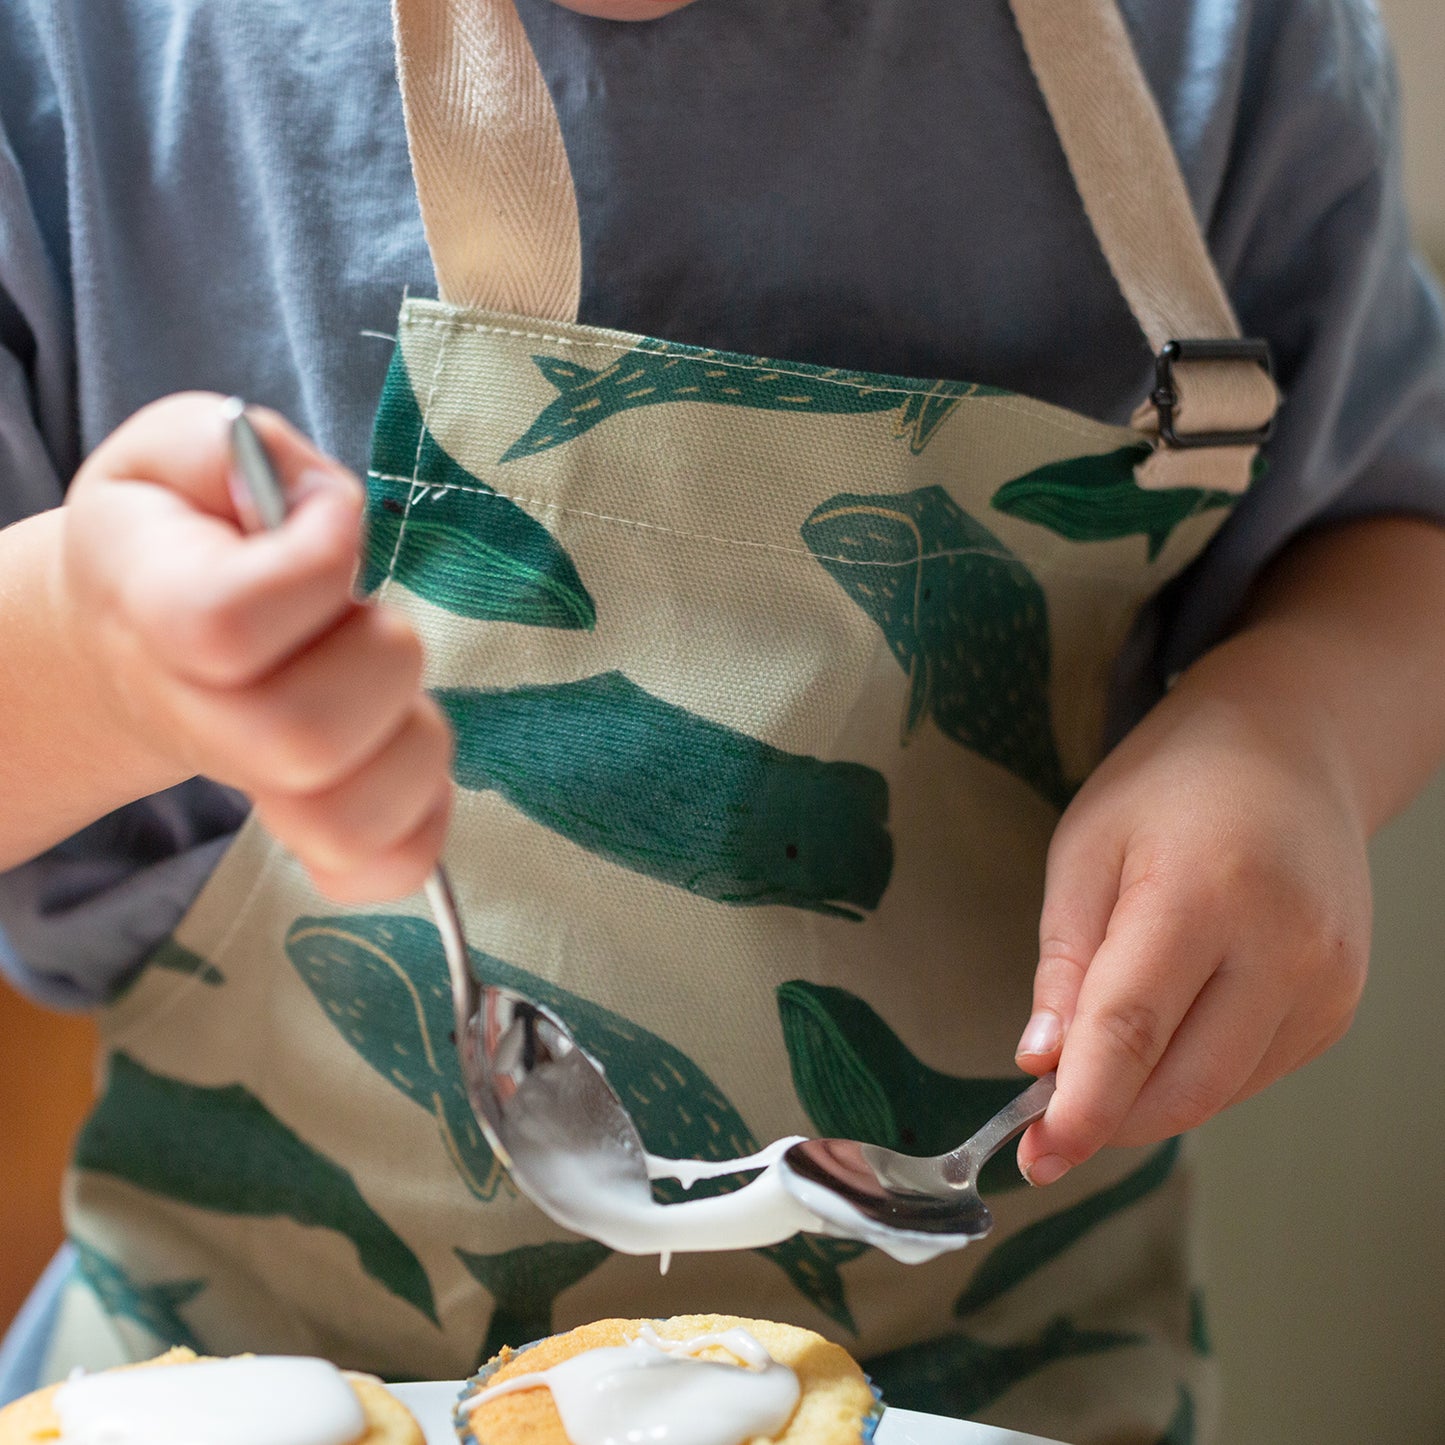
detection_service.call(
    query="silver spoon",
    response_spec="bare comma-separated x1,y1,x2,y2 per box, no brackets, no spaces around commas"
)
777,1072,1057,1256
230,395,1054,1258
223,399,655,1236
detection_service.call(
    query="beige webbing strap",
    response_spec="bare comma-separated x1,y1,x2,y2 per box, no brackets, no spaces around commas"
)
391,0,1273,487
392,0,581,321
1010,0,1278,491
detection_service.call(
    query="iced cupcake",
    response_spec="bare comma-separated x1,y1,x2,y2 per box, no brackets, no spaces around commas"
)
455,1315,882,1445
0,1346,425,1444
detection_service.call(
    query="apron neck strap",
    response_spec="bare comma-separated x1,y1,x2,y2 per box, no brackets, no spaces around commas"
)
1008,0,1277,489
392,0,1276,489
392,0,582,321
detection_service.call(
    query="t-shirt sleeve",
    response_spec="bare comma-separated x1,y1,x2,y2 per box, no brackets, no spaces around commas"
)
1154,0,1445,680
0,8,248,1010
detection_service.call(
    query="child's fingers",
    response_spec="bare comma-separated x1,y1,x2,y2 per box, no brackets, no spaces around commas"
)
102,476,364,687
79,393,343,523
257,699,454,877
1015,876,1223,1183
1099,960,1287,1147
303,792,454,904
164,605,425,795
1016,814,1124,1073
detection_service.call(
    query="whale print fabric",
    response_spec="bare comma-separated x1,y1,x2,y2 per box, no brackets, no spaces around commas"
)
66,302,1240,1436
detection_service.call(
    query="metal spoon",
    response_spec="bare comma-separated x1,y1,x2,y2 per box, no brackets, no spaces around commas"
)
230,396,1055,1258
777,1072,1057,1255
223,399,655,1237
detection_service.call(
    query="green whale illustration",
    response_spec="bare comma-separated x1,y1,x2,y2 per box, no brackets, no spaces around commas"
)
989,445,1235,561
501,339,1001,462
286,912,866,1331
802,486,1071,808
777,981,1029,1199
110,937,224,1003
952,1137,1182,1317
862,1316,1142,1420
1161,1386,1197,1445
362,352,596,627
777,981,1185,1313
437,670,893,920
285,915,509,1203
71,1239,206,1352
457,1239,613,1364
73,1053,436,1322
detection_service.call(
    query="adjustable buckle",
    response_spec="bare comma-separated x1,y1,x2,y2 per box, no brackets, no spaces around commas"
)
1152,338,1275,449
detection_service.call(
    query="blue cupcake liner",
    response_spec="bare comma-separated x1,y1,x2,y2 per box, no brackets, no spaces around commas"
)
452,1332,884,1445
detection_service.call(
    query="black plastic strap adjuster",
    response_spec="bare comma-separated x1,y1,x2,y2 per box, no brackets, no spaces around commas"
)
1151,338,1275,449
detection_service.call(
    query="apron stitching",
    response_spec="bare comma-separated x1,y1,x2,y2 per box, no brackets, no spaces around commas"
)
377,323,455,604
397,312,1135,447
365,468,1169,583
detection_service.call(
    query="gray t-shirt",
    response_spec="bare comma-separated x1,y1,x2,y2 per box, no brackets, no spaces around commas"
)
1,0,1443,1012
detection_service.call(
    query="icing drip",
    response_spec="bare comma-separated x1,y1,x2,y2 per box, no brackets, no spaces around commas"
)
462,1327,801,1445
640,1140,959,1265
54,1356,367,1445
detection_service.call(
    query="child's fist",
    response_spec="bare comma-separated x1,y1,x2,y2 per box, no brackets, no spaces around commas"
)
62,393,452,902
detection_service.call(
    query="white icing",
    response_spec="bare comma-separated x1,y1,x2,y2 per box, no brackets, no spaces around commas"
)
636,1139,960,1265
462,1327,800,1445
54,1356,367,1445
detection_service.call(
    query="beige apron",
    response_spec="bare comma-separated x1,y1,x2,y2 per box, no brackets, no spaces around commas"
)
52,3,1276,1441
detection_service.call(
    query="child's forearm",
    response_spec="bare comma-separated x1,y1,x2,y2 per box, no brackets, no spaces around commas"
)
0,508,188,870
1175,513,1445,837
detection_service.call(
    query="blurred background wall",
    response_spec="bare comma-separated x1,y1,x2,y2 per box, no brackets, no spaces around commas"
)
1196,10,1445,1442
0,3,1442,1438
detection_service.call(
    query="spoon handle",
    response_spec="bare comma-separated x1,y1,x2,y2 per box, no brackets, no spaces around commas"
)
952,1072,1056,1176
425,867,477,1037
224,398,474,1025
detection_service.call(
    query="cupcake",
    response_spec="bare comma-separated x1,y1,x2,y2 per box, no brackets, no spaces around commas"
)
455,1315,882,1445
0,1346,425,1444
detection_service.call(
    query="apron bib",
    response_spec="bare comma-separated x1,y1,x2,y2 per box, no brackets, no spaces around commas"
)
54,4,1276,1441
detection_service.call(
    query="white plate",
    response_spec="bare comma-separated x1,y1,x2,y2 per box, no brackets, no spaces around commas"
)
385,1381,1067,1445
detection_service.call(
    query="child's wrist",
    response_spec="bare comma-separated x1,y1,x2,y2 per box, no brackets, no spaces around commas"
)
1166,622,1370,838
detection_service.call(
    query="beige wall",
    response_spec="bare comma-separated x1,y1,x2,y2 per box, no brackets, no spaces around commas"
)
1382,0,1445,257
1197,5,1445,1439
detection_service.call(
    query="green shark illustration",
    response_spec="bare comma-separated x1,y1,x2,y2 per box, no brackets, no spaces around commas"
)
989,445,1235,561
437,671,893,920
363,351,596,627
802,486,1071,808
862,1316,1142,1420
286,913,866,1331
71,1239,206,1352
73,1053,436,1322
501,339,1001,462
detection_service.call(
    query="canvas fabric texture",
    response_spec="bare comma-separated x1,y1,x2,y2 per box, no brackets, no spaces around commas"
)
50,1,1268,1439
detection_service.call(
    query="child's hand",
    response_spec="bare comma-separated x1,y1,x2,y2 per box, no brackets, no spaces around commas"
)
1013,664,1372,1184
61,393,453,902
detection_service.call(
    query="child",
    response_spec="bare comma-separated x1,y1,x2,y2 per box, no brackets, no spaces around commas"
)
1,0,1442,1439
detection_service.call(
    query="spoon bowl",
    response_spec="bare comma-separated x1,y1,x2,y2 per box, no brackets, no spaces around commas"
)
777,1073,1056,1258
427,872,659,1234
